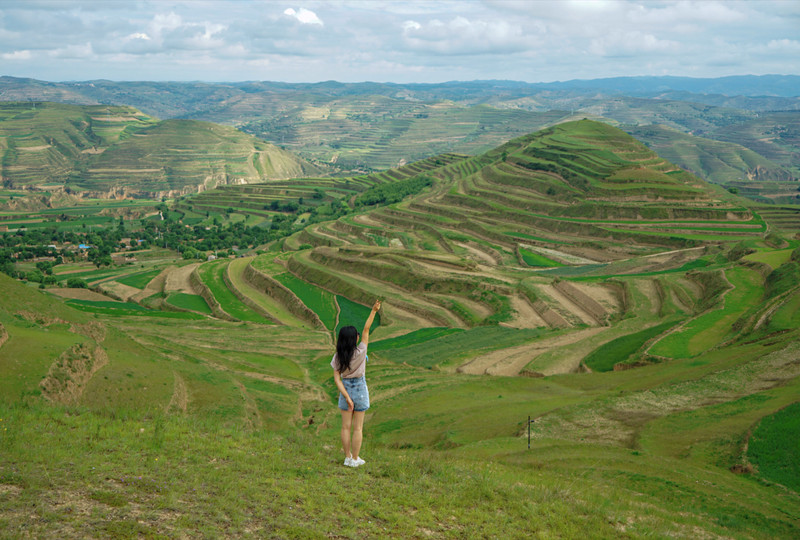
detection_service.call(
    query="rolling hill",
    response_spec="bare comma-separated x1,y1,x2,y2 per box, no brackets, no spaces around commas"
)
0,101,324,198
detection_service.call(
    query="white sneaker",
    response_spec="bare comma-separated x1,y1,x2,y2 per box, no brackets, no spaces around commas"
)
352,457,365,467
344,456,356,467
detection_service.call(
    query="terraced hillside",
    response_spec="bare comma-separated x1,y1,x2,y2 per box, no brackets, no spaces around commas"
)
0,102,324,197
164,121,778,378
627,124,798,203
2,119,799,537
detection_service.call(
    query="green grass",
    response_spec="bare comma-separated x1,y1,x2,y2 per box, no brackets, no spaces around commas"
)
583,321,677,372
371,327,464,351
0,401,693,539
519,248,565,267
65,299,202,319
198,261,271,324
649,267,763,358
748,401,800,492
335,295,380,336
166,293,212,315
274,272,337,330
116,268,162,289
65,299,150,312
374,326,546,368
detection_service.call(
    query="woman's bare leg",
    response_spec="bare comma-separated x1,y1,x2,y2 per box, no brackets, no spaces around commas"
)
351,411,366,459
340,409,353,458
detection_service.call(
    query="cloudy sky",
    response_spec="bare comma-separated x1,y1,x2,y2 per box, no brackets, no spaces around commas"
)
1,0,798,83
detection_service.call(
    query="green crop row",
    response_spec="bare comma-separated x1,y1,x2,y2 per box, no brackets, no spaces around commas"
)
274,272,337,330
376,326,546,368
370,327,464,351
583,320,678,372
335,295,380,336
116,268,162,289
649,267,763,358
519,248,564,267
65,299,202,319
166,293,212,315
197,261,269,324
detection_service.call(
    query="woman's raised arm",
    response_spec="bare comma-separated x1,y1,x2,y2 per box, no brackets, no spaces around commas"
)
360,299,381,346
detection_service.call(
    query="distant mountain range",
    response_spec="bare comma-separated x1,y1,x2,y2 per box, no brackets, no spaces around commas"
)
1,75,798,203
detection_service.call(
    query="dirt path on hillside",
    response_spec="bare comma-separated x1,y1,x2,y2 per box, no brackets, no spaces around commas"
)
233,379,264,430
311,225,348,244
164,263,199,294
458,327,605,376
167,371,188,414
635,278,661,315
538,283,598,326
503,294,547,329
411,259,516,284
522,244,598,265
455,242,500,265
353,213,389,228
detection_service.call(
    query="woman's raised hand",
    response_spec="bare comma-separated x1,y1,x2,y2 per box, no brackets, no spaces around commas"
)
373,299,382,311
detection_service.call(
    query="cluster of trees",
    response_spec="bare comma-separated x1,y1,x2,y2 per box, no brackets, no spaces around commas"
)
355,175,433,207
1,170,434,278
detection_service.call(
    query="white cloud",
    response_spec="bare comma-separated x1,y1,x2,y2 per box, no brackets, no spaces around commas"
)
0,0,797,83
401,15,534,55
283,7,323,26
49,42,93,59
1,49,31,60
766,39,800,52
589,31,680,57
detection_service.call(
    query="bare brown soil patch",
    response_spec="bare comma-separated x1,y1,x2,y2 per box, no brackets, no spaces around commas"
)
40,343,109,406
570,281,620,311
131,266,172,302
97,281,142,302
537,283,598,326
503,294,547,329
164,263,199,294
46,288,115,302
458,327,605,376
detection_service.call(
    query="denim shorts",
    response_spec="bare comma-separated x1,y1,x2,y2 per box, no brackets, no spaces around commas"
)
338,376,370,412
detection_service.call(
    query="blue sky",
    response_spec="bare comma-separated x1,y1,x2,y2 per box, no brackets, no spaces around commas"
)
1,0,798,83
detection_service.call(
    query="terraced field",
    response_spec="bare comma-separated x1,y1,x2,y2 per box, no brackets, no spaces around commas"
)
2,119,799,538
0,102,323,197
158,120,781,378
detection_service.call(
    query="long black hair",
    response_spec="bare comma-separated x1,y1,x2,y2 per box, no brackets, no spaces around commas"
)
335,325,359,373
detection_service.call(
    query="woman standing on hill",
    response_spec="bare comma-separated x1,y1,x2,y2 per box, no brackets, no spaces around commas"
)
331,299,381,467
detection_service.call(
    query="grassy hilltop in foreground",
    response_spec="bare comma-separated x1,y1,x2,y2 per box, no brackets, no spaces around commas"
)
0,102,324,198
1,120,799,537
